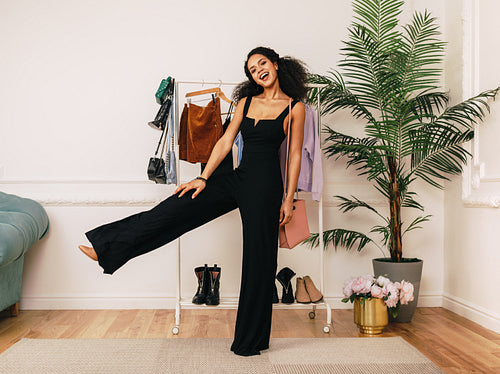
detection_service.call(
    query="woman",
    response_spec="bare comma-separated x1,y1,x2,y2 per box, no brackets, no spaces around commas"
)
79,46,307,356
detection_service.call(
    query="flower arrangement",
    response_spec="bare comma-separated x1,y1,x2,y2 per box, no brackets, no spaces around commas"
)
342,275,414,318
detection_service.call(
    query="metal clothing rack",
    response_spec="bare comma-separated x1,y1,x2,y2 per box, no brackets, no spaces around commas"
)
171,80,331,335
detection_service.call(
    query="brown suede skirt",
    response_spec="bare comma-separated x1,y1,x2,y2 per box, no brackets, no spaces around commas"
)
178,97,223,163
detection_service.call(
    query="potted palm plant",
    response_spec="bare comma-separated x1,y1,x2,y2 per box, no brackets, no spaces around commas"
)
307,0,498,322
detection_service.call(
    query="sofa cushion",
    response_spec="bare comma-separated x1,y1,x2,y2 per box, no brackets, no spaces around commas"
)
0,192,49,268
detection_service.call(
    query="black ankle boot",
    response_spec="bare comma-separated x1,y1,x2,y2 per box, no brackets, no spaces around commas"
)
272,282,279,304
148,99,172,131
192,264,209,304
205,264,221,306
276,267,296,304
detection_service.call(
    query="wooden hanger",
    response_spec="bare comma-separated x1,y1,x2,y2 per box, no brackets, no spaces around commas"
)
186,87,220,97
185,87,234,105
217,89,234,106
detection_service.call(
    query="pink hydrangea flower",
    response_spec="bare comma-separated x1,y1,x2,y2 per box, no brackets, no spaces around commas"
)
399,280,414,305
370,284,384,298
384,282,400,308
351,275,372,295
375,275,391,287
342,277,356,298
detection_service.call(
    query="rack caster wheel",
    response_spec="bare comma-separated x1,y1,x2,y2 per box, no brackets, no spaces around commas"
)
323,325,330,333
172,326,179,335
308,311,316,319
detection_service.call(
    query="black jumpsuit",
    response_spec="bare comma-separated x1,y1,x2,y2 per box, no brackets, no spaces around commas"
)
85,96,299,356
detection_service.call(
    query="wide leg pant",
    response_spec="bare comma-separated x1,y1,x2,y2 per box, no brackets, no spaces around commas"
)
85,170,283,356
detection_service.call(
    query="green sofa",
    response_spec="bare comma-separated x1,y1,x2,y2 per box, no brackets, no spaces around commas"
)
0,192,49,315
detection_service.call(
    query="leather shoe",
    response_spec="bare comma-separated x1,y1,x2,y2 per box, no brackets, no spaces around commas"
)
303,275,323,303
295,277,312,303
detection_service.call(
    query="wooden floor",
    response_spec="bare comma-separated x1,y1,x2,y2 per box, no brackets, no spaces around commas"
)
0,307,499,373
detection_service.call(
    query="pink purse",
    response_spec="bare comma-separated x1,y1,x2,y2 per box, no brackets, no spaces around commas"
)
279,99,310,249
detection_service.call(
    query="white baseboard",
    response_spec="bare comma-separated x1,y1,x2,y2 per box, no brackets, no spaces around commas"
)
442,292,500,334
415,292,443,307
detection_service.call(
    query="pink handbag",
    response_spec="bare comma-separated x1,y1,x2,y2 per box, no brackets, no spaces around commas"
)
279,99,310,249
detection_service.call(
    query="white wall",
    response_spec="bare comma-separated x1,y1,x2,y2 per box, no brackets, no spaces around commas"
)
442,0,500,333
1,0,445,311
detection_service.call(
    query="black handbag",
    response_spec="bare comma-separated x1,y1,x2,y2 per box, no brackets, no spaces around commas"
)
147,119,168,184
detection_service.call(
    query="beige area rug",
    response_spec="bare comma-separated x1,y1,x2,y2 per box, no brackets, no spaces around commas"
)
0,337,443,373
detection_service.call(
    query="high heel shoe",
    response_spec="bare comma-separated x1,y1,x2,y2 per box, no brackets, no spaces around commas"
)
276,267,296,304
303,275,323,303
205,264,221,306
78,245,98,261
192,264,209,304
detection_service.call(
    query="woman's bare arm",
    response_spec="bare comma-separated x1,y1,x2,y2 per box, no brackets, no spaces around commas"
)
175,98,247,198
280,101,305,224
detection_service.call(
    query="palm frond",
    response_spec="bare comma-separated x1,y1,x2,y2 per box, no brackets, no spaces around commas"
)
401,191,424,211
341,25,398,111
336,195,387,221
364,91,449,162
433,88,500,130
405,91,449,121
370,224,391,247
305,229,374,252
323,127,389,180
409,88,499,187
308,72,376,122
397,10,445,94
410,126,473,188
339,1,406,114
352,0,404,48
403,215,431,236
393,91,450,159
373,176,390,199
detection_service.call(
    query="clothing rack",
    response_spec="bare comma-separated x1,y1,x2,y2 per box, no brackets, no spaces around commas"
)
171,80,331,335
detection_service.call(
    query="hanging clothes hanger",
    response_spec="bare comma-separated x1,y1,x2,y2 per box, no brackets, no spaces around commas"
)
186,87,220,97
185,87,234,105
215,80,235,106
217,89,234,106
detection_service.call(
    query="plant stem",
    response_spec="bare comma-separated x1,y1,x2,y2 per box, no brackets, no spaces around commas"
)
388,156,402,261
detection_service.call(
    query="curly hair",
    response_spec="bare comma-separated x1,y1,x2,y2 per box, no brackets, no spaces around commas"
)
232,47,309,103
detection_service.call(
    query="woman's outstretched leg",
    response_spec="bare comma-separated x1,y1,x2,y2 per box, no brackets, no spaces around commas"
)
83,175,237,274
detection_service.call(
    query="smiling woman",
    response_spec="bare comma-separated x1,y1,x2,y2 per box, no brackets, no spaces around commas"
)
233,46,309,104
79,46,308,357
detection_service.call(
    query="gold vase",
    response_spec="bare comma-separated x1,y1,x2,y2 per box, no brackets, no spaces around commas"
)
353,297,388,334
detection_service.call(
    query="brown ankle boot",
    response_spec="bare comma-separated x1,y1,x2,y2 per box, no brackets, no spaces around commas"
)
295,277,311,303
303,276,323,303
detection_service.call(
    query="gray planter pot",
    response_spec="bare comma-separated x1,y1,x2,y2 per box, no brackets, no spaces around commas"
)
372,258,423,323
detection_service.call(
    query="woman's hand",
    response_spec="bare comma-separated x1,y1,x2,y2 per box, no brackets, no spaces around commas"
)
279,199,294,226
174,178,206,199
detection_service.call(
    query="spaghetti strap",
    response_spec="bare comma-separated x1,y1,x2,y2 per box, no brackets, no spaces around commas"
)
278,99,299,120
